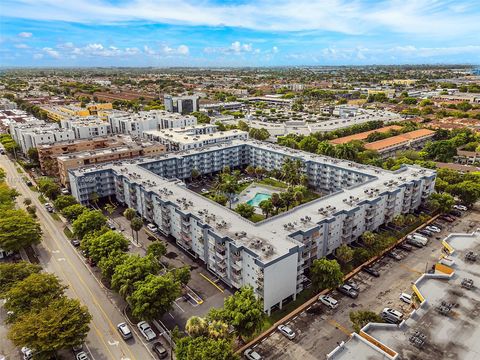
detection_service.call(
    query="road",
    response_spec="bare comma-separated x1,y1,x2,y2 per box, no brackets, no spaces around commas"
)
1,154,155,360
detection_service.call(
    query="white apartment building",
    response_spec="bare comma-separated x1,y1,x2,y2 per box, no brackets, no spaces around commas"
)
108,110,197,137
143,126,247,151
164,95,200,114
61,117,111,139
69,139,436,314
10,121,75,153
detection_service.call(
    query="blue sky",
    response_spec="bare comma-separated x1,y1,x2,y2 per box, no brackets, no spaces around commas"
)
1,0,480,67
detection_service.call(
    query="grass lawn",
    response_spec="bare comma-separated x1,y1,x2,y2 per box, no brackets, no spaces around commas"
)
249,213,265,223
16,166,23,173
258,177,288,189
63,227,74,239
51,213,61,221
38,194,46,203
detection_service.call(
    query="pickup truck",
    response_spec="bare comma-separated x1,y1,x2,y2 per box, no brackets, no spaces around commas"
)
137,321,157,341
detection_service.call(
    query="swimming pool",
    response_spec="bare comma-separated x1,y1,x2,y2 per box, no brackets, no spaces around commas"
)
246,193,271,207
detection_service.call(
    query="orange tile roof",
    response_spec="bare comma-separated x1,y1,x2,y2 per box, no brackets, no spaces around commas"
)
364,129,435,152
330,125,403,145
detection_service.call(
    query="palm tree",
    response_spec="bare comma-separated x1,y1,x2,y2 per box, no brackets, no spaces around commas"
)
185,316,207,337
392,214,405,228
361,231,377,248
245,165,255,178
217,172,240,209
207,320,229,339
335,143,357,161
280,190,294,210
270,193,283,214
104,203,116,218
255,166,264,180
123,208,136,238
317,141,336,157
259,199,274,218
130,217,143,244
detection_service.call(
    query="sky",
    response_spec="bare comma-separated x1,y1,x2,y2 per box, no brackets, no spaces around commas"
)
0,0,480,67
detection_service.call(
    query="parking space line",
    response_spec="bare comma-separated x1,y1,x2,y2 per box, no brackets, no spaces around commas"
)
199,273,224,293
173,301,185,313
328,319,351,336
399,264,423,275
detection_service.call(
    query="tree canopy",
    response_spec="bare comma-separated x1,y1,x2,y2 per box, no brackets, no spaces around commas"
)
310,258,344,291
0,209,42,252
72,209,107,239
111,254,160,297
0,261,42,296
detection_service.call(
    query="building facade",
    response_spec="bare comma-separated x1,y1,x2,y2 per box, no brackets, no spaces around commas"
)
164,95,200,114
69,140,436,314
9,121,75,153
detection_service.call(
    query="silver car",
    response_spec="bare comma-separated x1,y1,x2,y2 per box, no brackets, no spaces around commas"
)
244,348,263,360
277,324,296,340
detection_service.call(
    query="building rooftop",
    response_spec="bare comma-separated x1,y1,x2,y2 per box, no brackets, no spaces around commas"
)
330,125,402,145
364,129,435,151
70,139,435,264
143,129,247,145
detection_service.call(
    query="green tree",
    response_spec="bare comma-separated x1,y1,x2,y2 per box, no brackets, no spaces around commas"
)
310,258,344,291
235,203,255,219
349,310,383,332
23,197,32,206
317,141,336,157
5,273,67,322
53,195,77,211
259,199,274,218
392,214,405,227
222,286,264,339
173,266,191,286
245,165,255,178
270,193,284,214
86,230,129,263
185,316,207,337
61,204,87,222
0,183,19,210
0,261,41,296
123,208,136,237
37,177,60,200
0,209,42,252
72,209,107,239
27,147,39,162
111,254,160,297
175,336,238,360
427,192,455,213
147,241,167,260
8,297,91,359
130,216,143,243
298,136,319,153
98,250,129,282
361,231,377,248
335,244,354,265
104,203,116,218
208,320,229,339
335,143,357,161
128,273,181,320
446,181,480,206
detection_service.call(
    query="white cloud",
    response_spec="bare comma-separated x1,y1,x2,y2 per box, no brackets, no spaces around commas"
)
204,41,257,55
2,0,480,39
272,46,279,54
18,32,32,38
33,53,43,59
42,47,60,58
14,44,29,49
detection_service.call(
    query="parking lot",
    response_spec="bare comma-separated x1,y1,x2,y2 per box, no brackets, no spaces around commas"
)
249,206,480,360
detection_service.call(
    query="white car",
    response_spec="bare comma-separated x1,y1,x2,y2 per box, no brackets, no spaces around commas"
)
137,321,157,341
319,295,339,309
453,204,467,211
146,223,158,233
117,322,133,340
277,324,296,340
425,225,441,233
75,352,90,360
21,347,33,360
244,348,263,360
399,293,413,304
439,256,455,267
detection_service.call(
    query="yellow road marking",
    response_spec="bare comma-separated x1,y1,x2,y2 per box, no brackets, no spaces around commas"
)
328,319,352,336
200,273,224,293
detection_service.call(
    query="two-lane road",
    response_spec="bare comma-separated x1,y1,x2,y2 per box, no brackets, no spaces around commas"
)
1,155,155,360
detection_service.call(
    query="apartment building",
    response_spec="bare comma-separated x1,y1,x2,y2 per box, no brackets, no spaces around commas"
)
108,110,197,137
0,98,17,110
365,129,436,158
143,126,247,151
37,135,165,185
9,121,75,153
164,94,199,114
69,139,436,314
0,109,39,132
40,103,113,122
60,116,111,139
330,125,403,145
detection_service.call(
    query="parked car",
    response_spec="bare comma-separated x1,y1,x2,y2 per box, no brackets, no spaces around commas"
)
244,348,263,360
417,229,433,237
453,204,467,211
277,324,296,340
345,280,360,292
86,257,96,267
440,215,455,223
381,308,404,324
337,284,359,298
319,295,339,309
117,322,133,340
411,233,428,242
387,250,402,261
75,352,90,360
44,203,54,212
71,239,81,247
362,266,380,277
107,221,116,230
72,344,83,353
431,222,444,230
397,243,413,252
200,188,209,193
439,257,455,267
21,347,33,360
406,237,424,248
61,188,70,195
449,210,462,217
146,223,158,233
152,342,168,359
137,321,157,341
399,293,413,304
425,225,441,233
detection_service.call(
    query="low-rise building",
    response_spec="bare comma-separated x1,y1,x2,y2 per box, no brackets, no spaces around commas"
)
0,98,17,110
40,103,113,122
60,116,111,139
69,139,435,314
164,94,200,114
9,121,75,153
364,129,435,158
330,125,403,145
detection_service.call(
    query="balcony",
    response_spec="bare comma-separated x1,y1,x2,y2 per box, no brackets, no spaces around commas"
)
215,251,226,260
215,243,226,251
255,285,264,297
181,232,192,242
231,261,242,271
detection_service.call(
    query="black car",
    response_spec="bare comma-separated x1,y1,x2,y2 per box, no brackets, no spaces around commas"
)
449,210,462,217
417,229,433,237
362,266,380,277
432,222,444,230
152,342,168,359
397,243,413,252
71,239,81,247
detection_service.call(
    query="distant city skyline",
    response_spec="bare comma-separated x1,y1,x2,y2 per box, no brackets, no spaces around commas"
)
1,0,480,67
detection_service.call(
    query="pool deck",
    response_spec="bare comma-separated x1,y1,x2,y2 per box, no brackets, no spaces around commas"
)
233,183,284,212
